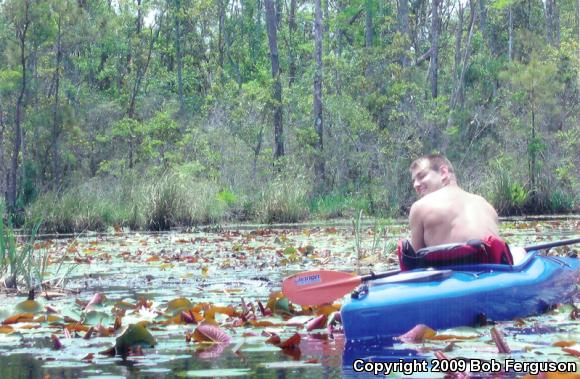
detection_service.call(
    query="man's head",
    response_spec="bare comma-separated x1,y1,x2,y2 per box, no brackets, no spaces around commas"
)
410,154,456,197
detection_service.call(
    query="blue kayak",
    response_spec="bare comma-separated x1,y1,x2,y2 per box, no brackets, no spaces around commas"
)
341,251,579,341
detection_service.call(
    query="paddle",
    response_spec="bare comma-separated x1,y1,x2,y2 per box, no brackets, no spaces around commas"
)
282,237,580,306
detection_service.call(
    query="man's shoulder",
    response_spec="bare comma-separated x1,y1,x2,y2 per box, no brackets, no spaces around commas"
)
410,196,431,214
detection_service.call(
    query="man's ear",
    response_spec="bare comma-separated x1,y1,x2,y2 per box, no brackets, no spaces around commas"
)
440,165,450,181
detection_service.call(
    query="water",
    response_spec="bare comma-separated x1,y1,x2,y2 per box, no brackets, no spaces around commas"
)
0,218,578,378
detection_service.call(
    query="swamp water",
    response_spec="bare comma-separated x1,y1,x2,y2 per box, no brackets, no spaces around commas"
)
0,218,578,378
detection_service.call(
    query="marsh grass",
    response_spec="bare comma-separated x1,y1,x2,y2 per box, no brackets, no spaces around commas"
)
309,193,370,219
0,213,44,290
352,210,395,273
255,175,310,223
26,172,242,232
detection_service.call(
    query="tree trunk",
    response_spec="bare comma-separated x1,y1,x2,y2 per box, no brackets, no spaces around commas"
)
174,0,184,113
428,0,440,98
365,0,373,78
136,0,142,34
397,0,410,66
217,0,225,69
478,0,494,53
265,0,284,158
545,0,560,47
8,0,31,212
508,5,513,61
365,0,373,48
288,0,297,86
450,2,477,114
52,11,63,189
453,2,464,80
314,0,325,190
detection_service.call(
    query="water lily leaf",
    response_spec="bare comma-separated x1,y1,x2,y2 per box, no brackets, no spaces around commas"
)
64,323,90,333
115,324,157,356
204,305,237,323
398,324,437,342
192,324,231,344
562,346,580,356
314,303,341,316
273,297,291,315
278,333,301,349
196,342,227,359
552,341,576,347
33,314,62,323
166,298,193,315
306,314,327,331
2,313,34,325
15,300,43,314
84,293,106,311
0,325,14,334
260,361,321,369
83,311,113,326
176,368,251,377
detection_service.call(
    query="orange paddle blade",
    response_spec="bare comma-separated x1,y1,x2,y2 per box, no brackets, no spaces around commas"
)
282,270,362,306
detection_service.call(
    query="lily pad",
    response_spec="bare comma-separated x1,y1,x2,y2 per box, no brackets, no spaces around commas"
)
166,298,193,315
15,300,43,314
115,324,157,356
259,361,321,369
176,368,251,377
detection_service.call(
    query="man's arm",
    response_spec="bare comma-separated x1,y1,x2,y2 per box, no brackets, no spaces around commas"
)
409,203,426,250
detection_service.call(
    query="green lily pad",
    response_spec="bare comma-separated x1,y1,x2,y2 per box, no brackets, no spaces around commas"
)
166,298,193,315
259,361,322,369
274,297,291,315
15,300,43,314
83,310,114,325
115,324,157,356
177,368,251,377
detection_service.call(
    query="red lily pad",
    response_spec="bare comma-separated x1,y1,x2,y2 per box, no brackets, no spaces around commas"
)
192,324,231,344
398,324,436,342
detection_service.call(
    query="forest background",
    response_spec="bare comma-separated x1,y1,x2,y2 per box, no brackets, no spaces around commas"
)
0,0,578,232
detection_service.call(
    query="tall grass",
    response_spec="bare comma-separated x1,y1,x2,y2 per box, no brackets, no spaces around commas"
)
26,172,239,232
0,211,43,290
255,175,310,223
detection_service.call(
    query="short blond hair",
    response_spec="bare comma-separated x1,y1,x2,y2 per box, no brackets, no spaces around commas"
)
410,154,455,174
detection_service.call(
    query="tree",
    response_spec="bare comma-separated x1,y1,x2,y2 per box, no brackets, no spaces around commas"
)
313,0,325,190
264,0,284,158
427,0,440,98
4,0,32,212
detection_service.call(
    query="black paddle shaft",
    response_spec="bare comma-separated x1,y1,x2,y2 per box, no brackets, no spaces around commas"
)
524,237,580,252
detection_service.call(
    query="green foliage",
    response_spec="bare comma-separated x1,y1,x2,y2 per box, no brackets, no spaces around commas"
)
26,170,235,232
0,0,577,224
255,175,310,224
309,193,371,219
487,156,529,215
0,208,44,290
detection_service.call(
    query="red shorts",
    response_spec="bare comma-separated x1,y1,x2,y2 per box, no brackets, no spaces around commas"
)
397,236,513,271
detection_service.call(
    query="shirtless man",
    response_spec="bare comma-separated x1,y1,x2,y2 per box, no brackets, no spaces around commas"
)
408,154,499,251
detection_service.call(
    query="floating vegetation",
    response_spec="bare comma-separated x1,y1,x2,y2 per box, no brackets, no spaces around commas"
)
0,219,577,377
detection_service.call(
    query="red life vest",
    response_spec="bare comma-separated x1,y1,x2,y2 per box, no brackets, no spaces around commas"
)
397,236,514,271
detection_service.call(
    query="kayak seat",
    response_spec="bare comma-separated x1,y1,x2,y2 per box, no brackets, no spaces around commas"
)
397,236,514,271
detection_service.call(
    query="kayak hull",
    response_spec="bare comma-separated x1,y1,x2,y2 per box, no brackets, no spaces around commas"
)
341,252,579,341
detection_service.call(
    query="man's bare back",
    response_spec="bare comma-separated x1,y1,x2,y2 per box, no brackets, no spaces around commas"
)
409,186,499,250
409,155,499,251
